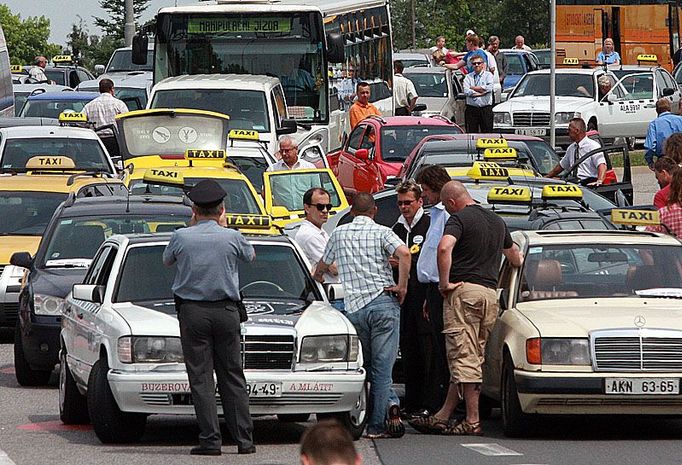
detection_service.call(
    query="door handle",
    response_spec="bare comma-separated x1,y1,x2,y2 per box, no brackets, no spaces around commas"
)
77,312,84,320
64,306,71,314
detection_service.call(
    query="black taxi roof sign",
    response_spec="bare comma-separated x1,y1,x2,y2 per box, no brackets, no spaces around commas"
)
228,129,260,141
26,156,76,170
541,184,583,201
143,168,184,186
487,186,532,205
59,112,87,123
611,208,660,226
185,149,226,160
224,214,272,229
483,147,517,160
476,138,508,149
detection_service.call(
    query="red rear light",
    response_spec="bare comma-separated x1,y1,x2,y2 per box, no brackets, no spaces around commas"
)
159,154,185,160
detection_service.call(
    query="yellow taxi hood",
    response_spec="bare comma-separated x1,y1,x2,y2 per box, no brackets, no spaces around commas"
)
516,298,682,336
0,236,41,264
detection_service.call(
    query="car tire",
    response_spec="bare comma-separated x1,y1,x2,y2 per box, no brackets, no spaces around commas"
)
277,414,311,423
479,394,494,420
317,381,367,440
59,349,89,424
87,358,146,443
14,323,52,386
501,353,532,437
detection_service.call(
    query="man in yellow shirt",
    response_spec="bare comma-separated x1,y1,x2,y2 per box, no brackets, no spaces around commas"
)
349,82,381,129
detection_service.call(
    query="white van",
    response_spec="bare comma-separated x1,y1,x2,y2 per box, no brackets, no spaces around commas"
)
0,24,15,117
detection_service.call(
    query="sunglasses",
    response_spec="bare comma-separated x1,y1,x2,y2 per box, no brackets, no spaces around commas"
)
308,203,333,211
397,199,416,206
472,62,484,66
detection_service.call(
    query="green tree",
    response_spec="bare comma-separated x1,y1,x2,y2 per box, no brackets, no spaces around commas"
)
66,17,124,70
493,0,549,48
0,5,61,65
93,0,151,41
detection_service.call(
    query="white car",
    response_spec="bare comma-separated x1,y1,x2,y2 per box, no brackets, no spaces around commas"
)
59,227,366,443
493,68,658,146
483,225,682,437
402,67,465,127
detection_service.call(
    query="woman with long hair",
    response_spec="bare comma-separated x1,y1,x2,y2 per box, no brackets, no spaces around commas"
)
648,169,682,237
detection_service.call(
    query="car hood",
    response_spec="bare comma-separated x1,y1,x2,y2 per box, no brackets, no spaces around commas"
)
30,267,87,298
516,298,682,336
378,161,402,180
494,95,593,113
418,96,447,112
0,236,41,264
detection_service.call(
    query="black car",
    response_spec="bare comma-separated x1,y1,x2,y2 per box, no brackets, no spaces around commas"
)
10,195,192,386
22,65,95,89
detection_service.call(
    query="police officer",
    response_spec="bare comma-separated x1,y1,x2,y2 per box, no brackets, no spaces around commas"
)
163,180,256,456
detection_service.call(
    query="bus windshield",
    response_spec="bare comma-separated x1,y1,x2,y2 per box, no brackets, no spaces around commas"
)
155,11,327,123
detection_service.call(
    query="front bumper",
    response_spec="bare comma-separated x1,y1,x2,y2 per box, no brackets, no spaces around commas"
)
21,317,60,370
109,368,366,415
0,265,24,328
515,370,682,415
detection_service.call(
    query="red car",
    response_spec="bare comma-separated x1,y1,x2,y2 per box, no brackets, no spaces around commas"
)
327,116,462,196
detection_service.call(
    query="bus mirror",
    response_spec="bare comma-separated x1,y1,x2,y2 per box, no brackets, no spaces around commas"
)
276,119,297,136
326,32,345,63
132,35,149,65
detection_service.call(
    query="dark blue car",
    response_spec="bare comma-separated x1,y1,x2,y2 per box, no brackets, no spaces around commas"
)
17,91,99,119
501,50,540,93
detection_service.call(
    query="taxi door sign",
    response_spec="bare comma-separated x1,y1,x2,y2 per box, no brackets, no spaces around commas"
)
611,209,660,226
541,184,583,200
228,129,260,141
487,186,532,205
26,156,76,170
483,147,517,160
563,57,579,65
476,138,508,149
224,214,272,229
636,54,658,63
185,149,226,159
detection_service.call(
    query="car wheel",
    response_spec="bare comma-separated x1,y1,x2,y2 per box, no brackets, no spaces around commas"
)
277,414,311,423
501,353,532,437
87,358,146,443
59,349,89,424
479,394,494,420
14,323,52,386
317,381,367,440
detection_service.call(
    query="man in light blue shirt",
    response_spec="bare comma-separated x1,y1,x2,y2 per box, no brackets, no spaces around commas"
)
462,59,495,133
644,98,682,169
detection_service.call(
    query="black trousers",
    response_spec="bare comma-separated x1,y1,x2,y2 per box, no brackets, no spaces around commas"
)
465,104,493,133
399,281,428,412
423,282,450,411
176,298,254,450
395,106,410,116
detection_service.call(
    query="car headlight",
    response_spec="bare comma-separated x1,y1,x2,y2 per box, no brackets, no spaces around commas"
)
299,335,359,363
554,112,575,125
494,112,511,125
118,336,184,363
34,294,65,315
527,337,590,365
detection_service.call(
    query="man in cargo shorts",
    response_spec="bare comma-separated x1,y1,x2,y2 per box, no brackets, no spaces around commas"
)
410,181,523,435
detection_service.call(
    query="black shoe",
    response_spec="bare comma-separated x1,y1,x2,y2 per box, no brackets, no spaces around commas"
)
238,445,256,455
190,446,221,456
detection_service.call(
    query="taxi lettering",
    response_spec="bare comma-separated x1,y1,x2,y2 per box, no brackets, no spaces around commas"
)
228,129,260,140
37,157,64,166
476,138,507,148
149,169,179,178
479,167,509,177
185,149,225,159
492,187,526,196
477,162,501,168
547,185,580,193
224,214,270,226
611,209,659,225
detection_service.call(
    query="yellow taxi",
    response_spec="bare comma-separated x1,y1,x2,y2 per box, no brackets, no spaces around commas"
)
0,156,126,328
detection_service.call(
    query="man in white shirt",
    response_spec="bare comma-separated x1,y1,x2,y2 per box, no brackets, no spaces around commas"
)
83,78,129,132
267,136,316,172
429,36,449,56
267,136,317,210
513,35,532,51
546,118,606,185
393,61,418,116
28,56,49,83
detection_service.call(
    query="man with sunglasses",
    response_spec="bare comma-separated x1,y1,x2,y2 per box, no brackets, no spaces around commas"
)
462,57,494,133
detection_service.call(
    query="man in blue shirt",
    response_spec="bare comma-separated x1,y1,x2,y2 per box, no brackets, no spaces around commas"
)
462,59,495,132
644,98,682,169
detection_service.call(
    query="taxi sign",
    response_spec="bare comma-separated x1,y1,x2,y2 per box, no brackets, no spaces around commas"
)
636,54,658,63
610,208,660,226
487,186,532,205
541,184,583,201
228,129,260,141
10,65,24,74
52,55,73,64
476,138,507,149
483,147,517,160
185,149,226,160
143,168,184,186
26,156,76,170
563,57,579,65
224,214,272,229
467,162,510,180
58,112,87,123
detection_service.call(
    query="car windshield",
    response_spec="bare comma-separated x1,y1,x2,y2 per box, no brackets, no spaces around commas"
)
13,92,29,116
404,73,448,97
41,215,189,267
113,243,320,310
518,244,682,301
228,156,269,194
107,49,154,72
380,125,462,162
0,191,67,236
523,140,561,175
150,89,269,133
19,97,94,117
512,73,595,98
44,70,65,86
400,59,429,68
268,171,341,211
1,138,110,172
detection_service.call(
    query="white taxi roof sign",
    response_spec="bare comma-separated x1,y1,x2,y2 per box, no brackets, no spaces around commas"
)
224,214,272,229
636,54,658,63
26,156,76,170
563,57,579,65
483,147,517,160
541,184,583,200
58,112,87,123
487,186,532,205
476,138,507,149
610,208,660,226
185,149,226,160
228,129,259,141
52,54,73,63
143,168,184,186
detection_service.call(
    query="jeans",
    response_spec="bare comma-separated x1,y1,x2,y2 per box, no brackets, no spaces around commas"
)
346,293,401,435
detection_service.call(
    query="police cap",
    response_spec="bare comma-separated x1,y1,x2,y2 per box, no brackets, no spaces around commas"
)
187,179,226,208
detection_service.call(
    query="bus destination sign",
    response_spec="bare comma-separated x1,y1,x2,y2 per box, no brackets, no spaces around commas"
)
188,17,291,34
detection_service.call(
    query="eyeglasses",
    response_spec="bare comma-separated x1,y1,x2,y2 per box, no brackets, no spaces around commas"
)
280,147,296,153
308,203,333,211
472,62,484,66
397,199,416,206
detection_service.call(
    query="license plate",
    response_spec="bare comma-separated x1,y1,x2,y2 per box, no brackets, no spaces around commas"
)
605,378,679,395
247,382,282,397
514,128,546,136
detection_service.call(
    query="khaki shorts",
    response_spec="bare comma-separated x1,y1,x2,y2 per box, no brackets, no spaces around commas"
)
442,283,498,383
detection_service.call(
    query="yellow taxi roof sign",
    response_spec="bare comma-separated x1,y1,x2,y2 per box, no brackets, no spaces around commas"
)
52,54,73,63
185,149,226,160
487,186,532,205
610,208,660,226
10,65,24,73
59,112,87,123
563,57,579,65
228,129,260,141
541,184,583,201
224,214,272,229
483,147,517,160
26,156,76,170
636,54,658,63
143,168,184,186
476,138,507,149
467,161,510,180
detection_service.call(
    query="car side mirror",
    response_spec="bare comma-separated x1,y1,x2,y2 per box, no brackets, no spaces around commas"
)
355,148,370,161
606,93,617,103
270,205,290,218
456,92,467,101
131,35,148,65
663,87,676,97
276,118,297,136
412,103,427,112
324,283,345,301
10,252,33,269
500,93,509,103
72,284,104,304
94,64,105,75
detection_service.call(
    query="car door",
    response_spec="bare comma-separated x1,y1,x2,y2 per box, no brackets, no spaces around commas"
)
443,70,466,126
659,69,681,114
597,73,651,138
336,123,382,195
563,145,633,205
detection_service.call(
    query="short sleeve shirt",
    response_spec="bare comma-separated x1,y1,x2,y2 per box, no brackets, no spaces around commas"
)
559,136,604,180
597,51,621,64
295,219,339,283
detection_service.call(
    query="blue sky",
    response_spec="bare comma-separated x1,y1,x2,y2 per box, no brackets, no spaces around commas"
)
3,0,195,46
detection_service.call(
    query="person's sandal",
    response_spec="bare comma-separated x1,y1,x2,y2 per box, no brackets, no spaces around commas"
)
386,404,405,438
443,420,483,436
407,414,449,434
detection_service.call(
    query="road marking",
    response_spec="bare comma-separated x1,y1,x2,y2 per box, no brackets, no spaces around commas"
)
0,450,17,465
461,443,523,456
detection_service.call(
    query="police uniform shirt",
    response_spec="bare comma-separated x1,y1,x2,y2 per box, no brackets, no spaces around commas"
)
163,220,255,301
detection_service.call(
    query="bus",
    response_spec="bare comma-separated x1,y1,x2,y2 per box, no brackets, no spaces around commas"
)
0,24,14,117
134,0,392,153
556,0,679,70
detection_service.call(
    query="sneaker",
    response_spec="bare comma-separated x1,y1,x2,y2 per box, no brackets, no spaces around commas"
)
386,404,405,438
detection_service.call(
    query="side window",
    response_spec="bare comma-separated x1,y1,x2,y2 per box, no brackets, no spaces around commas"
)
76,69,90,84
272,85,288,123
655,71,667,98
83,246,114,285
662,70,677,91
69,71,80,87
359,126,376,150
95,246,118,286
347,126,365,151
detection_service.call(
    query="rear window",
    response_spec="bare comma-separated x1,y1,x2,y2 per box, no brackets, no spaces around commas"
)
1,137,111,172
19,97,94,118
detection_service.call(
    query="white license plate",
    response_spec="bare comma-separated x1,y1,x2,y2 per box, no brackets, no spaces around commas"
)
605,378,679,395
247,382,282,397
515,128,546,136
